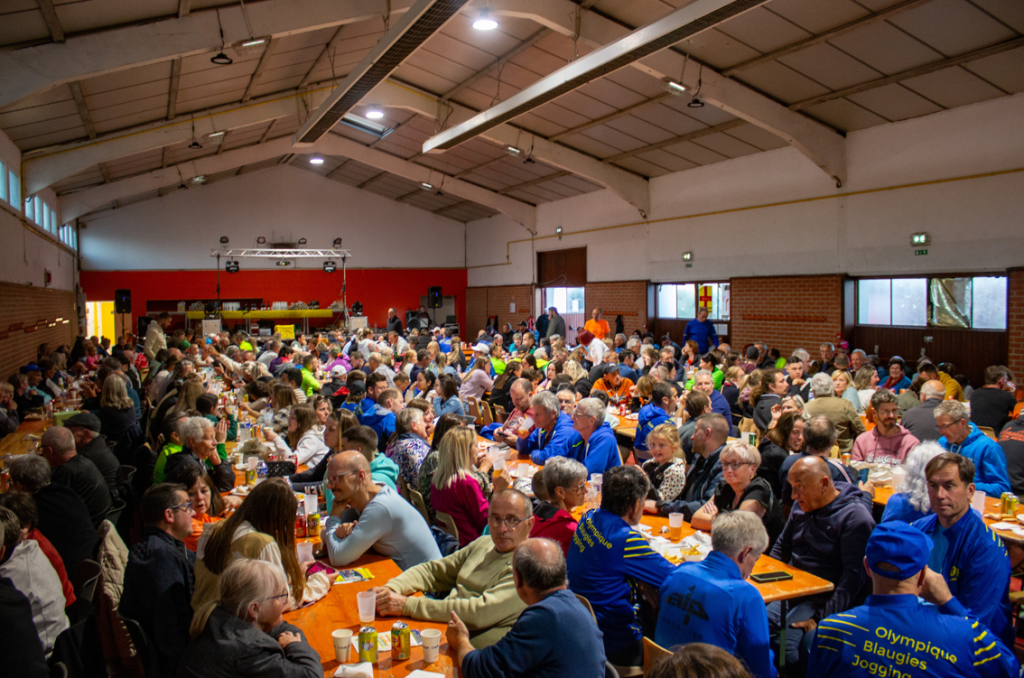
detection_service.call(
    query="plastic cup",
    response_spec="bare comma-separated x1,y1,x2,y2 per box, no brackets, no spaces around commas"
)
332,629,353,663
234,452,244,465
494,457,506,473
972,491,986,515
247,456,259,471
517,463,529,478
297,541,313,564
668,513,684,541
304,494,317,515
420,628,442,664
356,590,376,623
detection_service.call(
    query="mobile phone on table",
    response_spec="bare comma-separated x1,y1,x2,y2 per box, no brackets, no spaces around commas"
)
750,571,794,583
307,562,337,577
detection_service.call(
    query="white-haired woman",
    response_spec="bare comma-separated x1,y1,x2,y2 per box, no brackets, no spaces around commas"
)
180,559,321,678
880,442,946,524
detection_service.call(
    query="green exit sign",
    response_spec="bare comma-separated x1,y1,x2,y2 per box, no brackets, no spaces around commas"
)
685,263,693,268
915,249,928,256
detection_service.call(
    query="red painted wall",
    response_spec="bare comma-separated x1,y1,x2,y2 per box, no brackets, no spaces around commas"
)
80,269,467,333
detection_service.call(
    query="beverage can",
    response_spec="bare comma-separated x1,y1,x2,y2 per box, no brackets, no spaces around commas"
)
391,622,411,661
841,453,852,466
358,626,378,663
295,512,306,538
245,468,257,487
307,512,321,536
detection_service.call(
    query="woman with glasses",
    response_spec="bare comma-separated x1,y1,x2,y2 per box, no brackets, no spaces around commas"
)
641,423,687,504
180,559,321,678
191,479,330,611
529,456,587,554
690,441,784,548
166,462,233,552
431,427,507,547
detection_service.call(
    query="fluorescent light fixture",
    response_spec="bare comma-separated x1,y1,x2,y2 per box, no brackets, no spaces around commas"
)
506,146,522,156
365,109,385,120
664,79,688,95
340,113,395,140
682,251,693,261
241,38,265,48
910,233,929,246
473,8,498,30
208,131,225,138
309,156,325,165
421,182,434,190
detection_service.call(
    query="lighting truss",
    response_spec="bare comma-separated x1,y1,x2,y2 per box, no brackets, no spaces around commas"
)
211,249,353,259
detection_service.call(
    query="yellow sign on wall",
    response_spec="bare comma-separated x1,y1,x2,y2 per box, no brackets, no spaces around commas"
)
698,285,713,312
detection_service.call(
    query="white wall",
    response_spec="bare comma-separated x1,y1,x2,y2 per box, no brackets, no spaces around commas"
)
467,92,1024,286
81,164,467,270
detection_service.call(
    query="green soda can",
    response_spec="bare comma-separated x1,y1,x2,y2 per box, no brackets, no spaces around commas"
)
358,626,378,663
391,622,411,661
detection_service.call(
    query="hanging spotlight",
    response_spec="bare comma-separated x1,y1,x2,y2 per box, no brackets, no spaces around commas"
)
211,52,233,65
256,236,266,245
688,63,705,108
688,97,705,108
473,8,498,30
189,140,202,150
323,261,337,273
297,238,307,245
365,109,385,120
309,156,325,165
226,259,240,273
219,236,229,244
332,237,343,247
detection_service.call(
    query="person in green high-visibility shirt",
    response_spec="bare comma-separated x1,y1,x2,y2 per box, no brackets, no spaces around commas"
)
299,354,321,397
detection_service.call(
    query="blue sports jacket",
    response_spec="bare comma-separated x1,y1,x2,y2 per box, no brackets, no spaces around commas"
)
634,404,670,453
575,423,623,477
519,412,584,465
939,423,1011,495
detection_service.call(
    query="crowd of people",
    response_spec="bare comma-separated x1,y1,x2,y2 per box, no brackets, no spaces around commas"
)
2,306,1023,678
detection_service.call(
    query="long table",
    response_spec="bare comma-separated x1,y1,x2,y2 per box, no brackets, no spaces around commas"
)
874,486,1024,545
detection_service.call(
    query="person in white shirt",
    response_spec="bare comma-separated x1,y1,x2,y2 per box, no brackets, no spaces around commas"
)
264,404,330,467
143,312,173,363
257,340,281,368
0,506,68,657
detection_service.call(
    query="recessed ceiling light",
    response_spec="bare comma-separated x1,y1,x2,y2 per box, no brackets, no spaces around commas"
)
309,156,325,165
365,109,384,120
473,8,498,30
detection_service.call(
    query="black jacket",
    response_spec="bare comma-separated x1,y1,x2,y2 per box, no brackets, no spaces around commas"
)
900,396,942,442
164,447,235,493
99,405,141,462
757,438,789,498
290,449,338,488
51,454,112,527
120,529,195,678
998,418,1024,497
752,393,782,432
34,483,98,577
0,578,49,678
79,434,122,491
387,316,404,333
14,389,45,419
178,607,321,678
659,444,724,521
0,406,19,437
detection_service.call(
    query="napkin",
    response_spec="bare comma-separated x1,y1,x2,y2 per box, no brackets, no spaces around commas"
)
406,671,446,678
989,522,1015,530
334,663,372,678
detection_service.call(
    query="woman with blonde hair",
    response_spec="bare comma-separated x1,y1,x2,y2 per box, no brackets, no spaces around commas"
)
563,359,587,384
641,423,687,504
192,480,330,611
170,376,205,415
99,374,141,459
181,558,321,677
831,369,863,413
430,426,503,546
265,404,329,467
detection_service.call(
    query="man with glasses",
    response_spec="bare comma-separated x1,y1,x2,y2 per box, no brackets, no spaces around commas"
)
851,390,919,465
320,451,440,571
373,489,534,648
555,385,577,418
934,400,1010,495
120,483,197,678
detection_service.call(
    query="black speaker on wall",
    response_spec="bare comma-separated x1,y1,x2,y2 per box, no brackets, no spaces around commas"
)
427,286,442,309
114,289,132,314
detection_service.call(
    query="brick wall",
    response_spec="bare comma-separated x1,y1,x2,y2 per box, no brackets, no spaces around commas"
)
1009,269,1024,379
584,281,649,337
730,275,844,356
466,285,534,339
0,281,78,379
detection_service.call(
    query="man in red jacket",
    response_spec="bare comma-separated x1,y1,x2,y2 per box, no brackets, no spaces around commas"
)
529,456,588,554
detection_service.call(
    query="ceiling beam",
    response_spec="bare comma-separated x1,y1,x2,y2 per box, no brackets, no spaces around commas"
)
161,146,170,169
357,172,389,189
258,119,278,144
299,24,353,89
486,0,847,184
167,58,183,120
603,119,746,163
241,38,276,103
37,0,65,43
721,0,937,77
548,92,673,142
0,0,418,110
215,130,232,155
68,82,97,139
440,26,550,103
178,0,192,18
790,36,1024,112
498,170,570,194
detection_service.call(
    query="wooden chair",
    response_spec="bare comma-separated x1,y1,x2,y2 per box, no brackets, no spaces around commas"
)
480,401,494,426
574,593,597,623
465,397,481,424
435,510,460,542
642,638,672,677
397,475,410,500
493,404,508,424
737,417,757,435
408,488,431,525
978,425,997,440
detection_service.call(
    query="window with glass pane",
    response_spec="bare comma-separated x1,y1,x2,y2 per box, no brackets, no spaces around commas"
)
24,197,33,221
9,171,20,211
699,283,731,320
0,161,6,203
971,277,1007,330
892,278,927,326
858,280,891,325
544,287,585,315
34,197,42,225
657,285,677,319
675,284,696,320
929,278,970,328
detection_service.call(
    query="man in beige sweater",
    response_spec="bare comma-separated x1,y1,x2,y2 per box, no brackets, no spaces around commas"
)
373,489,533,648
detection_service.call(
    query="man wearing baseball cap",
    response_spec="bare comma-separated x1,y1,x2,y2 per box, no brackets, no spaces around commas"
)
64,412,122,491
808,521,1019,677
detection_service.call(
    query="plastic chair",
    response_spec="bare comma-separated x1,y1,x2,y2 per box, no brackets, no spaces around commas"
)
50,662,68,678
409,488,431,525
642,637,672,677
104,498,127,527
435,510,459,542
574,593,597,623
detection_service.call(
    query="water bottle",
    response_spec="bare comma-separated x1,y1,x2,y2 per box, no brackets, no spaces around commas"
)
256,460,268,485
238,422,250,444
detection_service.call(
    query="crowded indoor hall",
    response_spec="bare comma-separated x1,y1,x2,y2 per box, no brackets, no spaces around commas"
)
1,0,1023,677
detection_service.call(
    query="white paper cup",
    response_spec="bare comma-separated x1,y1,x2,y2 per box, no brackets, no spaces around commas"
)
332,629,353,663
972,491,986,515
234,452,244,465
420,628,442,664
356,590,376,623
517,463,529,478
297,541,313,564
247,456,259,470
304,494,317,515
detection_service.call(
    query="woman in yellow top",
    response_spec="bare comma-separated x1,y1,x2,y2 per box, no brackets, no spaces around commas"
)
583,307,610,341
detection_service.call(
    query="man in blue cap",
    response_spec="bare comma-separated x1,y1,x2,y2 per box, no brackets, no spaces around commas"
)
808,521,1019,677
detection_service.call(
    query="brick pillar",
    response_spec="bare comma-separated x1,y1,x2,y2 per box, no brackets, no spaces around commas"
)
1008,269,1024,379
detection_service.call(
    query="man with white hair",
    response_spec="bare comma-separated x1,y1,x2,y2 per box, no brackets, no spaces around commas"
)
519,391,583,466
656,512,773,678
38,426,111,527
934,400,1010,495
571,397,623,477
692,369,731,421
803,372,865,456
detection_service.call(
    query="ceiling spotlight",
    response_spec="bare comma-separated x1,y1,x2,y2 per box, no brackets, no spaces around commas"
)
323,261,337,273
687,97,705,108
210,52,233,65
219,236,229,244
664,79,688,96
332,237,343,247
193,175,208,184
365,109,385,120
421,182,434,191
309,156,324,165
189,140,202,150
225,259,239,273
506,145,522,157
256,236,266,245
473,8,498,30
297,237,307,245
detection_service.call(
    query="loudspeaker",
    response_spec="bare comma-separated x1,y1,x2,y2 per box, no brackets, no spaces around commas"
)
427,286,442,309
114,289,131,314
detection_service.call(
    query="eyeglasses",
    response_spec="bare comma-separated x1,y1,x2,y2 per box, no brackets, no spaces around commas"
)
721,462,752,470
489,515,528,528
169,500,194,514
261,592,289,603
571,482,587,493
326,470,358,484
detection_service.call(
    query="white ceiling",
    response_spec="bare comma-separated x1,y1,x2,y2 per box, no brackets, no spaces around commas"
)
1,0,1020,221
